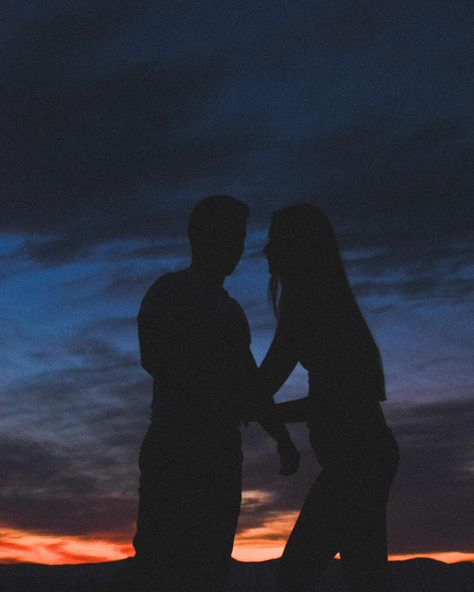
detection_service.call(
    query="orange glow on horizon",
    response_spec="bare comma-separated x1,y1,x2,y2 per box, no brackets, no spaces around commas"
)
0,527,132,565
388,552,474,564
232,510,299,562
1,524,473,566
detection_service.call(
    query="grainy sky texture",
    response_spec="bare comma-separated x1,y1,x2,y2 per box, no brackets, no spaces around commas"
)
1,0,473,564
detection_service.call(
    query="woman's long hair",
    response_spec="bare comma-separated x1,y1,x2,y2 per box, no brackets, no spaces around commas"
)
269,204,350,315
268,204,386,400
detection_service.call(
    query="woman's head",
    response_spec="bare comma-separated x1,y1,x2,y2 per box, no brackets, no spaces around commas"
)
265,204,385,399
264,204,342,282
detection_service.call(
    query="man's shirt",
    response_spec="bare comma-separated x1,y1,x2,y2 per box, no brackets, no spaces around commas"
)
137,268,254,435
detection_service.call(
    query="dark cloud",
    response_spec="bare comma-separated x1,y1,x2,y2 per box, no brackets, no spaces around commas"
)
297,116,474,249
103,316,137,330
18,238,91,266
280,1,398,52
65,337,137,367
127,241,190,261
1,2,263,240
386,399,474,553
353,272,474,304
86,316,136,334
102,268,175,300
7,233,190,268
0,432,137,536
0,1,472,251
1,335,150,536
5,335,148,437
341,239,474,307
345,242,474,279
2,1,471,268
1,490,136,539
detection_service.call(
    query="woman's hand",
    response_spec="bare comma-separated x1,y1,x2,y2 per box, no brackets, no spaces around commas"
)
277,440,300,476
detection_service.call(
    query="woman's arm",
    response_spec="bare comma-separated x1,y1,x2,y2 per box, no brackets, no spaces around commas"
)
241,324,298,422
258,323,299,400
251,324,301,474
238,345,300,475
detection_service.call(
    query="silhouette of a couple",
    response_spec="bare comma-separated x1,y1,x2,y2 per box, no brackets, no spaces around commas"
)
129,196,399,592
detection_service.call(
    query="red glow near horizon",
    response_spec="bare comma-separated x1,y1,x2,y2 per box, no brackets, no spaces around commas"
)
0,527,132,565
1,524,473,566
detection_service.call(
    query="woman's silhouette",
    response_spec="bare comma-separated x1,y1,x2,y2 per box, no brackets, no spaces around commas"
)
258,204,399,592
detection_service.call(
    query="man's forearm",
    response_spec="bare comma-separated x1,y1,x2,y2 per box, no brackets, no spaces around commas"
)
276,397,310,422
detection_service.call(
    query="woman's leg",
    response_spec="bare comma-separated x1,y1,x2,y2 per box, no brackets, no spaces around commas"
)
339,438,399,592
277,466,346,592
339,500,391,592
278,435,398,592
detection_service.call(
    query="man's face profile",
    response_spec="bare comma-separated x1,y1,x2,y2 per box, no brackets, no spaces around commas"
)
188,195,249,277
207,224,246,276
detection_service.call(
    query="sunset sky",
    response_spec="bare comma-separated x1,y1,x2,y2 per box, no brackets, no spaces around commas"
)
1,0,473,565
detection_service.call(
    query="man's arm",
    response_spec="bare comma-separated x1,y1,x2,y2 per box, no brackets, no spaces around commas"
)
138,314,162,377
276,397,310,423
230,298,300,474
240,321,299,419
138,307,183,379
258,322,299,401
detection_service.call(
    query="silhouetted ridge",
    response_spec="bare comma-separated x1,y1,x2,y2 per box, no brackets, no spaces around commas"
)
0,558,473,592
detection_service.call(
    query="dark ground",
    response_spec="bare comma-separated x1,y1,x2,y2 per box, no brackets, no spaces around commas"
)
0,557,473,591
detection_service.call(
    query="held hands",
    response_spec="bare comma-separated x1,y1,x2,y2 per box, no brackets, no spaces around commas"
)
277,440,300,476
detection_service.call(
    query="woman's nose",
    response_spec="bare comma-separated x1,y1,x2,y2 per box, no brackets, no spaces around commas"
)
263,243,268,256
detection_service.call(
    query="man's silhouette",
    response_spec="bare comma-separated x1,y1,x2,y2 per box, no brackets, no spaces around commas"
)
131,196,298,592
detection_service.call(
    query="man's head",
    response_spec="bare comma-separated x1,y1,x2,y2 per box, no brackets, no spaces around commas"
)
188,195,249,277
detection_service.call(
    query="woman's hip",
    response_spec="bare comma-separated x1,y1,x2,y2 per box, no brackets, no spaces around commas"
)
309,424,399,477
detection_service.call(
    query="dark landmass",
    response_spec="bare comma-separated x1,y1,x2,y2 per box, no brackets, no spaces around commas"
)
0,557,473,591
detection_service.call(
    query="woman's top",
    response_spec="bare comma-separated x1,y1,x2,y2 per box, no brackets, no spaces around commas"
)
277,282,387,433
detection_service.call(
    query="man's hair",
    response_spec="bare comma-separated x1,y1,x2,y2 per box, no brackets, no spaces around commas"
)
187,195,249,243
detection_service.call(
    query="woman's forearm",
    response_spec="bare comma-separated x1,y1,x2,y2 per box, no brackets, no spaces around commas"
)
258,329,298,401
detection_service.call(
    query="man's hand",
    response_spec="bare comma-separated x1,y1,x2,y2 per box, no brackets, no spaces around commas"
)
277,441,300,476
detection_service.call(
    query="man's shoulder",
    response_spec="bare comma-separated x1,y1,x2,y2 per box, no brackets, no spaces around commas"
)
139,269,191,316
148,268,191,294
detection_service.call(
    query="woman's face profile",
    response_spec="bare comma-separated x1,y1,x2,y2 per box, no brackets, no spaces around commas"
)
264,211,324,280
263,222,292,278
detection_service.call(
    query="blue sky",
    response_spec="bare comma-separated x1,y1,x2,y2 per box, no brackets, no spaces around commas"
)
1,0,473,559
